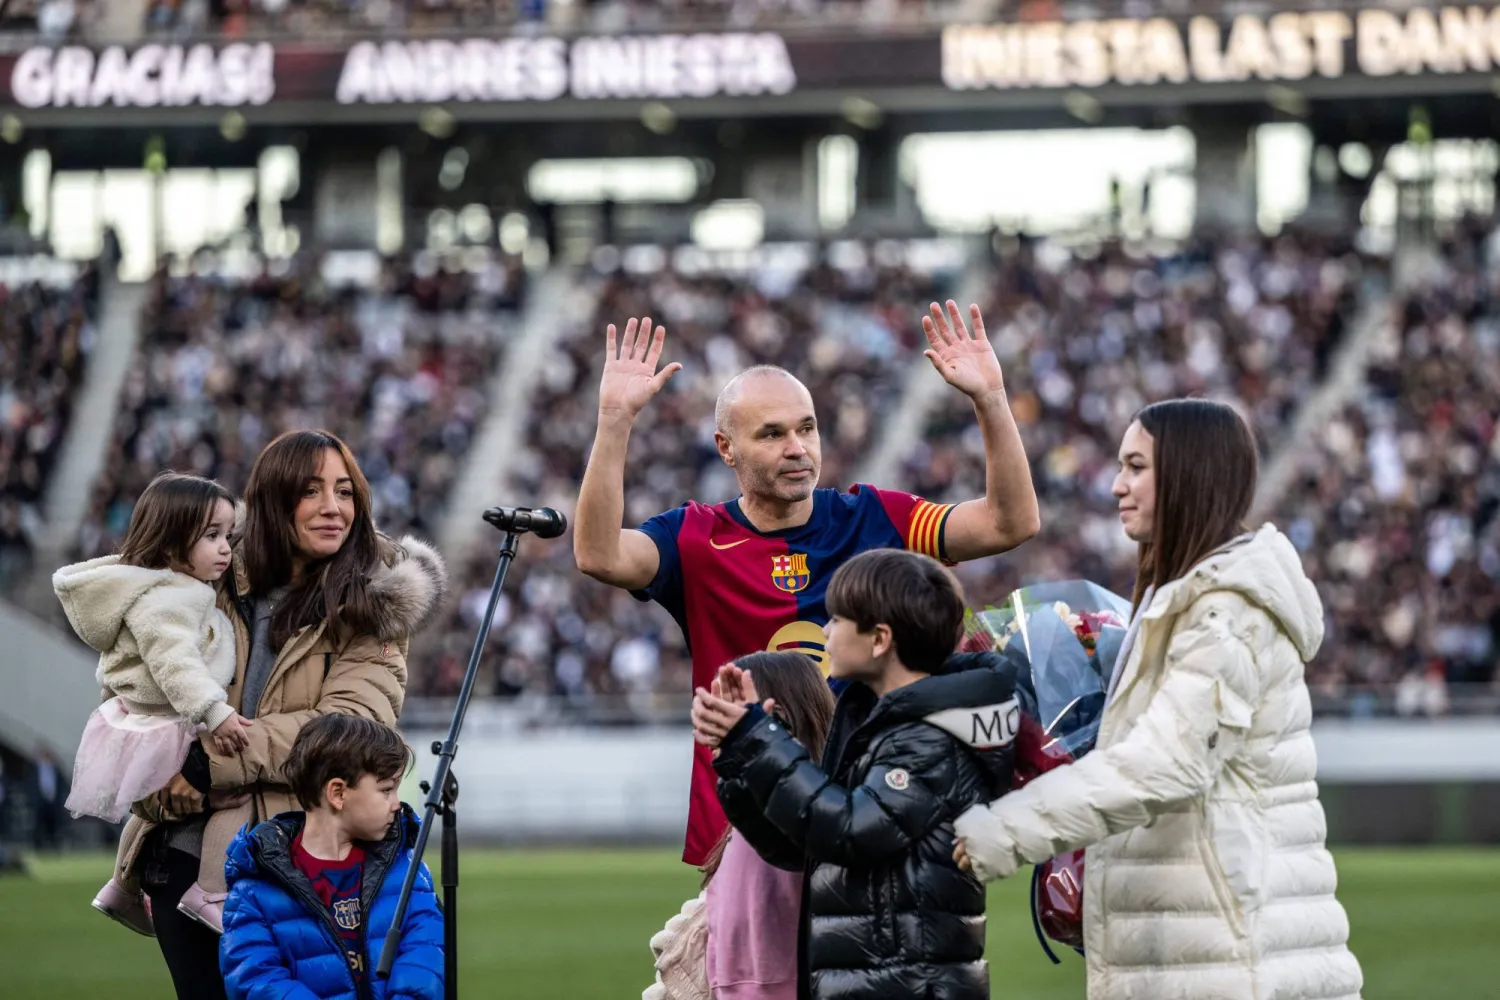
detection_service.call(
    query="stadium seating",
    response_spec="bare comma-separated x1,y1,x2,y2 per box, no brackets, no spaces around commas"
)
6,228,1494,722
409,245,960,714
1273,227,1500,713
908,230,1374,609
73,254,522,561
0,266,99,590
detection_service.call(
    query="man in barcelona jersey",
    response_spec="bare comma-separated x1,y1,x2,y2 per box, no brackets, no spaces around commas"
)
574,300,1040,866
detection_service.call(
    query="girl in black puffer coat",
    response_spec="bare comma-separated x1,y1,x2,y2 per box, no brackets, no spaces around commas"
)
693,550,1022,1000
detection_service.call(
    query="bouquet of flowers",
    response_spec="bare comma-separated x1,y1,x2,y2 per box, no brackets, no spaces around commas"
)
961,580,1131,963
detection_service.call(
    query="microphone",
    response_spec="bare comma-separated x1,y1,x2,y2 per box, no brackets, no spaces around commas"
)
482,506,568,539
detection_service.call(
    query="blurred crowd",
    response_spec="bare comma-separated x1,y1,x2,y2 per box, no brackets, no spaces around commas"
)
0,267,98,590
145,1,992,38
7,0,1090,41
3,0,1445,43
906,230,1371,613
1275,223,1500,716
401,231,1433,720
74,253,522,561
6,226,1496,724
0,0,92,40
407,247,957,713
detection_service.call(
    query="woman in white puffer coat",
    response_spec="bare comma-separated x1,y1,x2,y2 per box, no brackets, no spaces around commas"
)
953,398,1363,1000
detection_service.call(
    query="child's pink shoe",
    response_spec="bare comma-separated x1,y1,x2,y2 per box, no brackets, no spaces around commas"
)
92,878,155,937
177,881,225,934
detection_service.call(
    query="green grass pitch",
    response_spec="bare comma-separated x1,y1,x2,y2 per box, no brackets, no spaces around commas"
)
1,847,1494,997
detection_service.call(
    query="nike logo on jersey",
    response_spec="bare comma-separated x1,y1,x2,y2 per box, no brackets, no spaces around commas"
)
709,538,749,550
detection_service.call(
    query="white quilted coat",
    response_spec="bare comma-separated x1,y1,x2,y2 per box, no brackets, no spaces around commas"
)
954,525,1363,1000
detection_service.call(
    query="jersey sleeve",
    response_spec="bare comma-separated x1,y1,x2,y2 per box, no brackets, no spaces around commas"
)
629,505,688,613
862,485,957,563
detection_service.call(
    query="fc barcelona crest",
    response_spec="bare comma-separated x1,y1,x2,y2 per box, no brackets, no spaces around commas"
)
332,897,361,931
771,553,811,594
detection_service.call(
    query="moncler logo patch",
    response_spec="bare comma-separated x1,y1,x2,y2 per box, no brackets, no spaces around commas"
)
885,768,910,791
924,699,1021,749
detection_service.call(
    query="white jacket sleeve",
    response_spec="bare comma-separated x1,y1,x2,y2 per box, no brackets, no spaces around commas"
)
954,594,1260,882
125,590,234,730
643,894,707,1000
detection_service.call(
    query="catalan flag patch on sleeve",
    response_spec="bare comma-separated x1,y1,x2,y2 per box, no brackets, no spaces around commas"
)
906,500,956,561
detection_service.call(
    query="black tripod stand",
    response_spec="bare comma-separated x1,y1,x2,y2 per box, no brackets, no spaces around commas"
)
377,505,567,1000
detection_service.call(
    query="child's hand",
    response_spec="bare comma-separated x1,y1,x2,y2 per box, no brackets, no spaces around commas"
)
212,712,253,755
692,688,748,747
715,664,760,704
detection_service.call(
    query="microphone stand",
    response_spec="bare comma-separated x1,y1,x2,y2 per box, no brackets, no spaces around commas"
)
378,507,563,998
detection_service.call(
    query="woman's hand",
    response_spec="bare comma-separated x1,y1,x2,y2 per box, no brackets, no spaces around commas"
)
162,773,205,817
950,804,1022,882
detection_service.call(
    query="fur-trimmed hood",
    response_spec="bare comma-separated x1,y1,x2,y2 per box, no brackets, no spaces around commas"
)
225,529,448,642
365,534,448,641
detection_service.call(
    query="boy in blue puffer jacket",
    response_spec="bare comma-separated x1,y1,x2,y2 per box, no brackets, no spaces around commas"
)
220,714,443,1000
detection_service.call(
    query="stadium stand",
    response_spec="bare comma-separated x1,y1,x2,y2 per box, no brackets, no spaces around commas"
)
409,243,961,716
899,229,1373,617
72,253,523,561
0,266,99,591
1274,224,1500,715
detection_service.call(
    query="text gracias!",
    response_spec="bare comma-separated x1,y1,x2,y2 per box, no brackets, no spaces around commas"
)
944,6,1500,90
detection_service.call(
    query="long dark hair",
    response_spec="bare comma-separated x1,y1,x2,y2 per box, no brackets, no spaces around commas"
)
240,430,381,648
1131,398,1259,611
119,472,235,571
700,651,836,887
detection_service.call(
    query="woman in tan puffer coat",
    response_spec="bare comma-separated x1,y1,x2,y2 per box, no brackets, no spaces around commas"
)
117,430,447,1000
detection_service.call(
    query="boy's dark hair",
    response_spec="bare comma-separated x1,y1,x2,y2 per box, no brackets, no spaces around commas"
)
118,472,235,571
282,714,413,810
825,549,965,673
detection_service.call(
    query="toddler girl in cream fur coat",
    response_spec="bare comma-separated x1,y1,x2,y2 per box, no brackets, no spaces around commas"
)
54,473,252,938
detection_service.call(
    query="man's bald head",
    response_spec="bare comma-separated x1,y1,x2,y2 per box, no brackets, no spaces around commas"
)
715,365,809,436
712,364,821,505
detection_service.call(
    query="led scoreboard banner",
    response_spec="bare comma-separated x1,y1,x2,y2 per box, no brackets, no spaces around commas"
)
2,6,1499,119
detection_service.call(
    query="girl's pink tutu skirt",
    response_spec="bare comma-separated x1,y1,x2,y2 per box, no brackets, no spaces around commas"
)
66,698,196,823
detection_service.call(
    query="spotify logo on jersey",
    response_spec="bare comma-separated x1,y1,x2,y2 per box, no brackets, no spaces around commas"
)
766,621,829,675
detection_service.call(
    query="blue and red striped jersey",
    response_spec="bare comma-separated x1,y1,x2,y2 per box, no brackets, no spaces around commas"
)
632,483,956,865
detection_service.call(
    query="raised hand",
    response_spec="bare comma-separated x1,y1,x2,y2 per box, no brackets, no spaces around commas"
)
922,300,1006,401
598,317,683,422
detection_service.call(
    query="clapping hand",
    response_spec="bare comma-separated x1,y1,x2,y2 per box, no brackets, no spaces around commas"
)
692,665,775,749
715,663,759,704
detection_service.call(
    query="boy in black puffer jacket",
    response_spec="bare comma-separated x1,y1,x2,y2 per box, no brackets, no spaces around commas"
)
691,548,1021,1000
